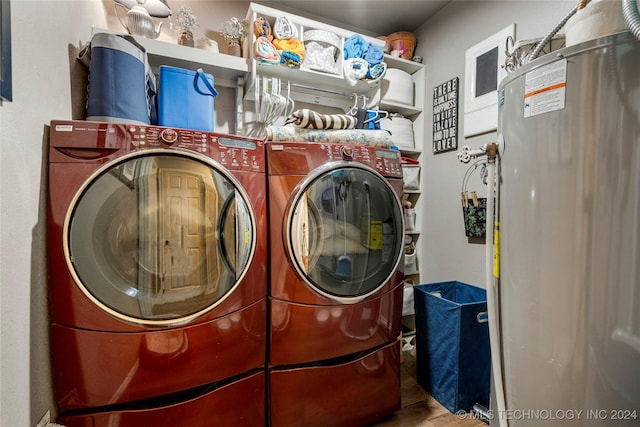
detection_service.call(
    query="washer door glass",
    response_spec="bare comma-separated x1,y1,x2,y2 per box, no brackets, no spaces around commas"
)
66,151,254,324
289,166,403,299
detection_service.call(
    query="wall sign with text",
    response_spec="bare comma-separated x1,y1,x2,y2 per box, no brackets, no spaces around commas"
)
432,77,458,153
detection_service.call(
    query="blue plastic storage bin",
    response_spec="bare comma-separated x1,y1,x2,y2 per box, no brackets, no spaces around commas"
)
413,281,490,413
157,66,218,131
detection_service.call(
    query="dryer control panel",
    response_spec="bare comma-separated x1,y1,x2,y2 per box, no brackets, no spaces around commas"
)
267,142,402,178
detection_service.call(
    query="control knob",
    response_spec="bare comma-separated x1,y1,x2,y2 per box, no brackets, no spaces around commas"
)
341,145,353,160
160,128,179,145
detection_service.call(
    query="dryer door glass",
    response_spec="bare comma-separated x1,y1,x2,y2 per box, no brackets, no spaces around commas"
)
67,152,255,323
289,166,403,298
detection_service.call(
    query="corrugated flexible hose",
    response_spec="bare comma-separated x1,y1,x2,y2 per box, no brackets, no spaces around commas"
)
623,0,640,39
527,1,584,62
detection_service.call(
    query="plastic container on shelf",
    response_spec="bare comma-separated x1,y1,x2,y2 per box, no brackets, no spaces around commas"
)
389,31,416,60
377,35,391,53
157,66,218,131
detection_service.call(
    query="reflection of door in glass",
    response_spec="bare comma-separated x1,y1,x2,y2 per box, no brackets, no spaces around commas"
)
139,157,221,315
159,167,213,301
69,152,253,323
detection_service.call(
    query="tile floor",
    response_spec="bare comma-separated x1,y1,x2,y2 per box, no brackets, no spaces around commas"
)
368,346,488,427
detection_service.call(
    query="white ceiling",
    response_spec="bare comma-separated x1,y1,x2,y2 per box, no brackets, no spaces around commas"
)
257,1,450,36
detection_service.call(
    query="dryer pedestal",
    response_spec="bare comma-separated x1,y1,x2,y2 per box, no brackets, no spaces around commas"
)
51,299,266,412
270,341,400,427
58,371,265,427
270,284,403,365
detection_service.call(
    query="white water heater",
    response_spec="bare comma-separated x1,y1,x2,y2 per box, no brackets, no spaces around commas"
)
496,30,639,426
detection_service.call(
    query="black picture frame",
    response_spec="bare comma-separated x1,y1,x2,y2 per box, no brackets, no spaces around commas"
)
1,0,12,102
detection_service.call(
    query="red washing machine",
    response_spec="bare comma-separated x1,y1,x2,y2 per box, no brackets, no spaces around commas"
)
47,120,267,426
266,142,405,426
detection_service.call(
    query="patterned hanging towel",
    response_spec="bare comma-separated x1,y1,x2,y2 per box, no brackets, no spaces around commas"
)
284,109,357,130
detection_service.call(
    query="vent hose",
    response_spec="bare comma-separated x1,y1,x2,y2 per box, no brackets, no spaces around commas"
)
623,0,640,39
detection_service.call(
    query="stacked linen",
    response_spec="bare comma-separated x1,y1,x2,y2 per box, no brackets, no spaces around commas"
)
343,34,387,85
253,15,305,68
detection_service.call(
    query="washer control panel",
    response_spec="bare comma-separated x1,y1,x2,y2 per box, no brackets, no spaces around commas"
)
126,125,265,172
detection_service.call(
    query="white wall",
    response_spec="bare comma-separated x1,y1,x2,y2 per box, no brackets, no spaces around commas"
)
413,1,576,288
1,3,108,426
0,1,579,425
0,2,247,426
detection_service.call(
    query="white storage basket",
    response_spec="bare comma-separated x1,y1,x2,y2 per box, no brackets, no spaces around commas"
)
404,236,418,275
301,29,342,75
381,68,414,106
380,116,414,149
402,281,415,316
402,165,420,191
404,251,418,275
404,208,416,231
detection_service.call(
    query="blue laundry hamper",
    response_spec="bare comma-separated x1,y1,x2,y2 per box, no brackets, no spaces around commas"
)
413,281,490,413
157,66,218,132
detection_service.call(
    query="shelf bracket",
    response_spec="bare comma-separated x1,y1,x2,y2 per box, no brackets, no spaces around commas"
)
235,76,244,134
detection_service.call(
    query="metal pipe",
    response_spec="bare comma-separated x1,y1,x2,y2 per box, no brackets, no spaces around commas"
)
473,403,492,422
485,142,508,427
457,144,487,163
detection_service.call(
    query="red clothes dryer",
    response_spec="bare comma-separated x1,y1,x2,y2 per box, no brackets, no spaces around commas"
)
47,121,267,426
266,142,405,426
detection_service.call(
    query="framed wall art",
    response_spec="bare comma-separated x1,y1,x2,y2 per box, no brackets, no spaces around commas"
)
463,24,514,137
432,77,459,154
